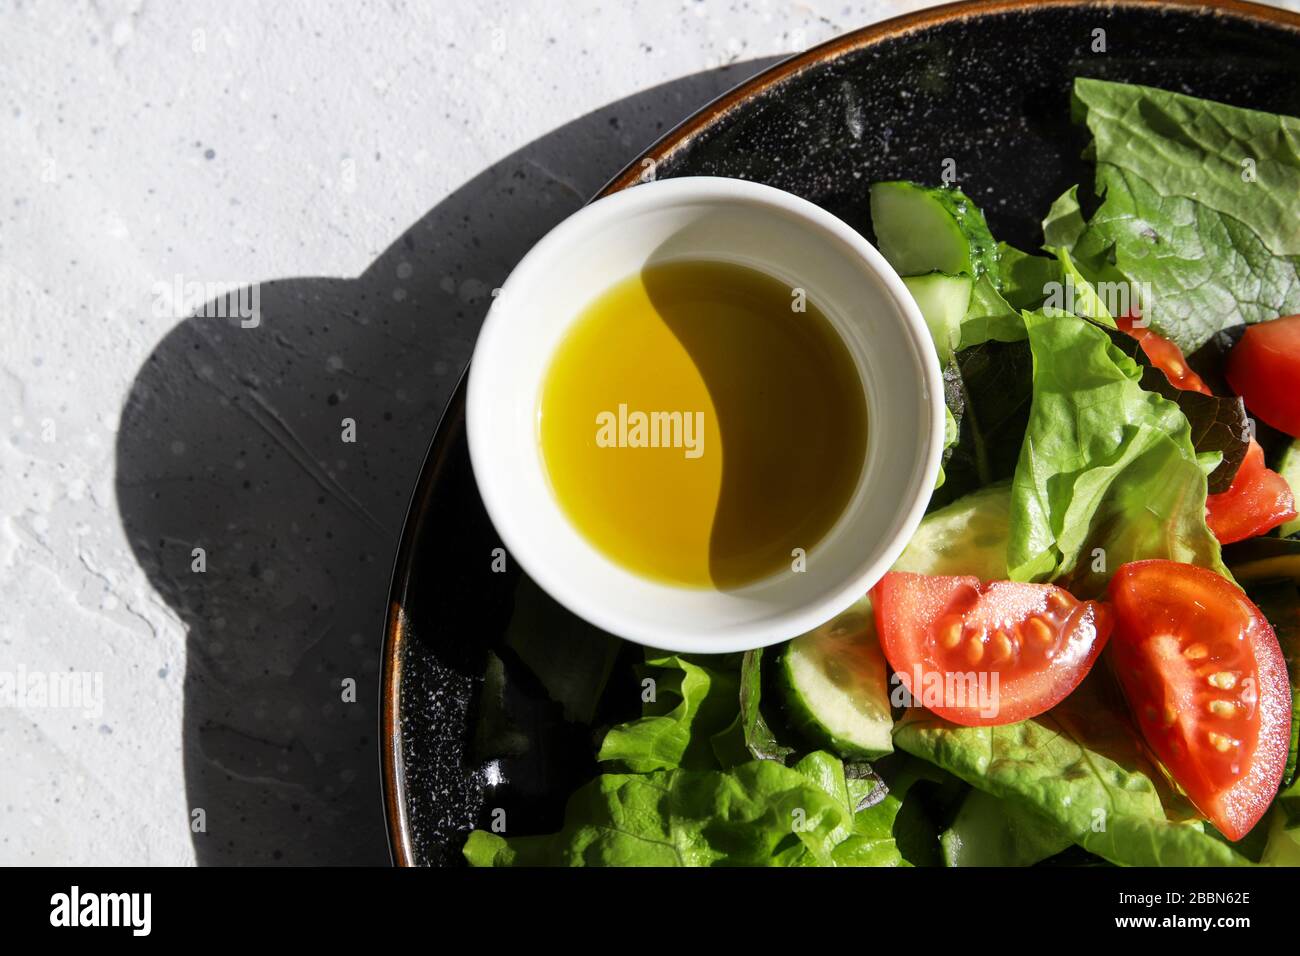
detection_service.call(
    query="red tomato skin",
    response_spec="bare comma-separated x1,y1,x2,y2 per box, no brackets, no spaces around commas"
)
871,572,1111,728
1205,440,1297,544
1117,313,1296,543
1117,313,1211,394
1106,560,1290,841
1226,316,1300,438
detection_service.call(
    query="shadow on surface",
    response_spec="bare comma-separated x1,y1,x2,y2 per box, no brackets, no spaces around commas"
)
114,57,779,865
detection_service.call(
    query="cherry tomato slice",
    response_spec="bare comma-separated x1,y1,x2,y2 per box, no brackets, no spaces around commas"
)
1117,312,1211,394
1206,439,1297,544
1107,560,1290,841
871,572,1112,727
1227,315,1300,438
1117,313,1295,543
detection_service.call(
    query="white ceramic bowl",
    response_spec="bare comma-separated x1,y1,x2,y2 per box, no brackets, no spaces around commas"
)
467,176,943,653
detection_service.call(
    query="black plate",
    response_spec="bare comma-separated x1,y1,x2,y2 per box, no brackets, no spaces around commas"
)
382,0,1300,866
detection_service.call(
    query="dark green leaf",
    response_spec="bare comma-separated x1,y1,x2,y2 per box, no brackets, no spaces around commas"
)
470,651,531,760
930,338,1033,510
505,576,622,725
736,648,796,763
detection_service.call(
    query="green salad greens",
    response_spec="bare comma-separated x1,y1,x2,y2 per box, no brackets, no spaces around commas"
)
1068,78,1300,354
1005,309,1227,594
464,78,1300,867
464,653,937,867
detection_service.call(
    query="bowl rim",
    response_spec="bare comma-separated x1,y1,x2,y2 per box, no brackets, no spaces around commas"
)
380,0,1300,867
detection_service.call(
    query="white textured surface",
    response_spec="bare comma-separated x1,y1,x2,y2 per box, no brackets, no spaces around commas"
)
0,0,943,865
9,0,1300,867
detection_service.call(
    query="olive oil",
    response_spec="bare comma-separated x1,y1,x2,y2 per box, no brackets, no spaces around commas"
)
538,259,868,589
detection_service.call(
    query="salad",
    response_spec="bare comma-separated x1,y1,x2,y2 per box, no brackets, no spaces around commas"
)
463,77,1300,867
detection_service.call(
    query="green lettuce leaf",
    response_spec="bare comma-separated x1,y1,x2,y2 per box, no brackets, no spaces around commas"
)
935,240,1040,508
940,788,1072,867
935,402,958,491
957,274,1028,349
1049,248,1117,325
1006,309,1227,594
596,653,740,772
1043,185,1089,253
463,750,915,867
995,242,1060,313
953,242,1057,350
734,647,796,764
894,671,1253,867
1037,200,1250,493
1069,77,1300,354
930,339,1033,510
1263,811,1300,864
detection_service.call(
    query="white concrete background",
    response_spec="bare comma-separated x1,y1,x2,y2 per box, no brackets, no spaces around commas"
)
3,0,1298,866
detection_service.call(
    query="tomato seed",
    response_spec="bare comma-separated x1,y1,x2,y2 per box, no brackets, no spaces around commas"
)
1207,732,1238,752
1025,617,1053,645
1208,700,1236,718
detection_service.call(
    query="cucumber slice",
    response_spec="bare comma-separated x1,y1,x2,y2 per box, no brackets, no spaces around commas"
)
778,484,1014,761
870,181,998,280
780,597,894,760
894,482,1012,580
902,273,974,365
1280,440,1300,538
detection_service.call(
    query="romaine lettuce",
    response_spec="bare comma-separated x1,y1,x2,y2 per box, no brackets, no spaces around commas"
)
1006,309,1227,594
463,749,923,867
596,653,741,773
464,651,944,867
940,788,1072,867
895,671,1254,867
1068,78,1300,354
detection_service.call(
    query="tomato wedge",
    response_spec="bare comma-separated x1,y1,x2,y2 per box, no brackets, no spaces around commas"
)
1107,560,1290,841
1227,315,1300,438
1117,312,1295,542
1205,440,1297,544
871,572,1112,727
1117,313,1211,394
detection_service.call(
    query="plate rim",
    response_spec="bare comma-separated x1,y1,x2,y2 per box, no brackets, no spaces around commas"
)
380,0,1300,867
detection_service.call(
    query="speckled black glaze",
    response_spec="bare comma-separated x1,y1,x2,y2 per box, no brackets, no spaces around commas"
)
385,0,1300,866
